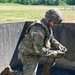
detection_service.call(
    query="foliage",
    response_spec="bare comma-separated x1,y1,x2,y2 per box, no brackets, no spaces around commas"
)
0,0,75,5
67,0,75,5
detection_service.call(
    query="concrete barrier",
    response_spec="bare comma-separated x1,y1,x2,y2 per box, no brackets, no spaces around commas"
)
0,21,75,72
53,23,75,70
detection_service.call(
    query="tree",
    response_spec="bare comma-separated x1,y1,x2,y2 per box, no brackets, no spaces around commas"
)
0,0,68,5
9,0,12,2
67,0,75,5
0,0,6,2
54,0,61,5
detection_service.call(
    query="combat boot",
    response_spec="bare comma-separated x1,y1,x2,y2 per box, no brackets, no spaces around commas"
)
1,67,11,75
0,67,22,75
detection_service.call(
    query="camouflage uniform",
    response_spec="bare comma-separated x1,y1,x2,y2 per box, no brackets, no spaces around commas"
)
18,19,67,75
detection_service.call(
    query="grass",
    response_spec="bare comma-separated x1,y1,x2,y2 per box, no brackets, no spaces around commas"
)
0,3,75,23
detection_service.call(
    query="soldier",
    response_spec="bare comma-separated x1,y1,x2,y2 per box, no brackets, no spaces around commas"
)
18,8,67,75
0,8,67,75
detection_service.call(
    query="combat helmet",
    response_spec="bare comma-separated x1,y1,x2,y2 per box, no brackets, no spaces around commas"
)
45,8,62,24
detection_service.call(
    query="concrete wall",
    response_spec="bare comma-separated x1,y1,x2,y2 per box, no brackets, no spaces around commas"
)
0,22,75,72
0,22,25,72
53,23,75,70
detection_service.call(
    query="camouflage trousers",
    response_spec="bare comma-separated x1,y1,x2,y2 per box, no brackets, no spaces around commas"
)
20,54,55,75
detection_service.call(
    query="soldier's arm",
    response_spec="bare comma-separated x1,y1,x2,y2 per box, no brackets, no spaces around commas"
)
50,35,67,52
29,25,64,57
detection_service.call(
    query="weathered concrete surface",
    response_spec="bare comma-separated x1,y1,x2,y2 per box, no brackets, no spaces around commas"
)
0,22,25,72
52,23,75,69
0,22,75,72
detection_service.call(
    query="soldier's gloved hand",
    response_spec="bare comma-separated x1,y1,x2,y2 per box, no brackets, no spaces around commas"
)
59,46,67,52
57,50,65,58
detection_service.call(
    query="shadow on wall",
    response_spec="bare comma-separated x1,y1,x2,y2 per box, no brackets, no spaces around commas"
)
53,24,75,62
37,64,75,75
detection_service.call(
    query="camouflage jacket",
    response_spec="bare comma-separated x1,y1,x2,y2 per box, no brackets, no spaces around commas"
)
18,20,67,58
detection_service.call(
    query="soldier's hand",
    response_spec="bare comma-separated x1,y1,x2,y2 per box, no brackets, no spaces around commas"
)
57,50,65,58
59,46,67,52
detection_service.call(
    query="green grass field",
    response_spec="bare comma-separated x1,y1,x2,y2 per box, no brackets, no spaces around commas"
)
0,3,75,23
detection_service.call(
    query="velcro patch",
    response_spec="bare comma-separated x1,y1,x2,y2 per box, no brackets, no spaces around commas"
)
38,31,44,39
